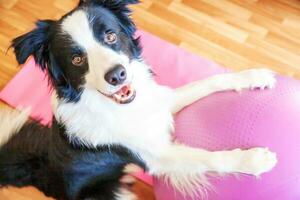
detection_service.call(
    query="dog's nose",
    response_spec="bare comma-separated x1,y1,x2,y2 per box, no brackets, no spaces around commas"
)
104,65,127,86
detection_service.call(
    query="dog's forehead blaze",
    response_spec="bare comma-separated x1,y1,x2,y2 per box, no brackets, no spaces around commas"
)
60,9,116,62
60,9,119,59
61,10,97,50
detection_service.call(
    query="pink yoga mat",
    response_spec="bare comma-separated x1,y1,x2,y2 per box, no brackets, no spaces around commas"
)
0,58,53,125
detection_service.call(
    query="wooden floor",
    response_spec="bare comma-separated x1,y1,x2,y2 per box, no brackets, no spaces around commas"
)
0,0,300,199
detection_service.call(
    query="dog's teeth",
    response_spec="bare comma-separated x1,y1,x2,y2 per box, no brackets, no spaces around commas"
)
113,94,121,100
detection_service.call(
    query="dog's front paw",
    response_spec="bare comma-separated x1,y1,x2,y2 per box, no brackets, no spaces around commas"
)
239,147,277,176
232,69,276,91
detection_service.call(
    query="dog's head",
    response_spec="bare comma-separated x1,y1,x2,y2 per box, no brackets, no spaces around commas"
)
11,0,141,104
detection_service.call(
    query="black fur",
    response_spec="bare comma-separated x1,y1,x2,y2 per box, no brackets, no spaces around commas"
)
0,120,145,200
11,20,53,69
1,1,146,199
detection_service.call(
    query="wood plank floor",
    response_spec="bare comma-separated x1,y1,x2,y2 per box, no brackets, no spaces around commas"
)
0,0,300,199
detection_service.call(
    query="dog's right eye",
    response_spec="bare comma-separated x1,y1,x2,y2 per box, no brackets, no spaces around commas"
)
104,31,117,45
72,55,86,66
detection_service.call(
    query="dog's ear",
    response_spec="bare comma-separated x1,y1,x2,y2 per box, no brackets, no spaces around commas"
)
79,0,139,35
11,20,54,70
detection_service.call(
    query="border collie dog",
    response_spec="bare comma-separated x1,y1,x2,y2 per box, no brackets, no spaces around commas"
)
0,0,277,199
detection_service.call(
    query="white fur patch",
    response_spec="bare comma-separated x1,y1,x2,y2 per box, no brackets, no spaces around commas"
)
123,164,141,174
0,108,30,147
163,172,212,199
115,188,137,200
56,60,174,155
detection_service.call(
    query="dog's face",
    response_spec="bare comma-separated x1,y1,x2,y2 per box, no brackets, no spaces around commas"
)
12,0,141,104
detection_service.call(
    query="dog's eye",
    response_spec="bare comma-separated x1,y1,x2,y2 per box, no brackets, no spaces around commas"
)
104,32,117,44
72,55,86,66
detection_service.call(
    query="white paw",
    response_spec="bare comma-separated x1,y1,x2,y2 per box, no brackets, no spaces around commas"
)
232,69,276,91
239,147,277,176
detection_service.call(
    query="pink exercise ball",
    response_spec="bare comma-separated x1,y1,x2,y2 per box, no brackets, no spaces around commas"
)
138,31,300,200
154,76,300,200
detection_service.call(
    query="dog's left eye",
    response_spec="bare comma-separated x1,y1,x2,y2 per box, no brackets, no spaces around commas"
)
72,55,86,66
104,32,117,44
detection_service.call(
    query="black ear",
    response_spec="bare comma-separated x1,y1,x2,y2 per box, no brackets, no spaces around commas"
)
79,0,139,37
11,20,54,70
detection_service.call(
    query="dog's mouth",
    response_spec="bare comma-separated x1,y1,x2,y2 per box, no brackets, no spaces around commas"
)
98,84,136,104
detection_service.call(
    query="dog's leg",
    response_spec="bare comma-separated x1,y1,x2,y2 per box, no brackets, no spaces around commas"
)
172,68,276,113
148,144,277,194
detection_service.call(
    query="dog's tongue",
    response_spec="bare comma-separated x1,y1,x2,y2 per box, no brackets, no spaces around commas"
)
112,85,132,102
118,85,130,96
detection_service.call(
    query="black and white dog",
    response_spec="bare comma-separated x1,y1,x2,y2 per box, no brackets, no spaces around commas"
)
0,0,277,199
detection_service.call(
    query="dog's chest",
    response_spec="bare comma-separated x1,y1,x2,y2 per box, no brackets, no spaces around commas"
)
57,86,175,151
